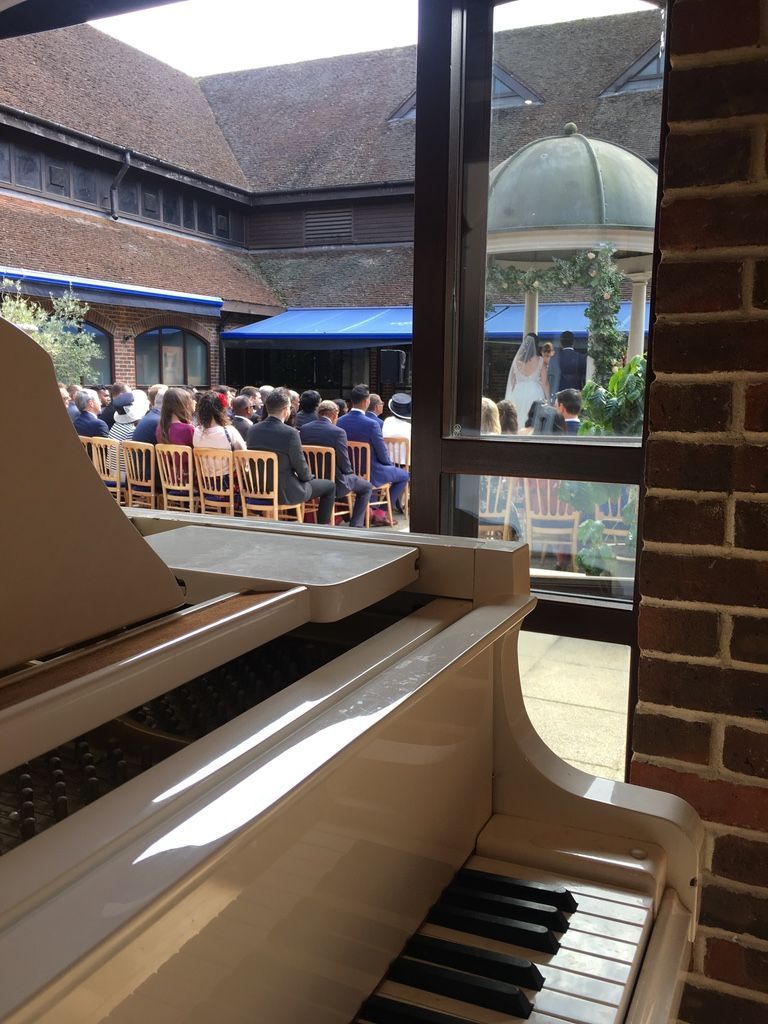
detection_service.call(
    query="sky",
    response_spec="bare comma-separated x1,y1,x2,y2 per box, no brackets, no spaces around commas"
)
92,0,657,76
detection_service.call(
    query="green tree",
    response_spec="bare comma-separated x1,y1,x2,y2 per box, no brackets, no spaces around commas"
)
579,354,646,436
1,280,99,383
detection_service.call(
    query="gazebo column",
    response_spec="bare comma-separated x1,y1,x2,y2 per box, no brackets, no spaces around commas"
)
523,288,539,335
626,271,651,360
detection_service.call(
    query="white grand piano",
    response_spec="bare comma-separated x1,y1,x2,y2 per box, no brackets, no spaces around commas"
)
0,317,702,1024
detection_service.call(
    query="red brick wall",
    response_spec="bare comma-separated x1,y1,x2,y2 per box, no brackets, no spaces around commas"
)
632,1,768,1020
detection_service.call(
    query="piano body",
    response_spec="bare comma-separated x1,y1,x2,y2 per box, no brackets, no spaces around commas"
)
0,316,702,1024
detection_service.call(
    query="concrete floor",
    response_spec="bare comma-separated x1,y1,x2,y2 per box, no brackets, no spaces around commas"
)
385,519,630,780
519,631,630,781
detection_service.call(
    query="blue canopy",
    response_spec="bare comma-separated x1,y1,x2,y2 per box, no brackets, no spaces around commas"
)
221,307,413,350
221,302,649,350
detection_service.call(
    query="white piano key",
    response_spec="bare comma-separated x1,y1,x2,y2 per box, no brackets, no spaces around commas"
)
565,914,643,943
466,856,653,909
420,923,633,985
377,980,562,1023
533,965,623,1006
558,928,640,964
567,894,648,926
534,987,619,1024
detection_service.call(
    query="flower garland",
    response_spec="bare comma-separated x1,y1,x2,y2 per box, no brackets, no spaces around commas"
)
486,245,626,386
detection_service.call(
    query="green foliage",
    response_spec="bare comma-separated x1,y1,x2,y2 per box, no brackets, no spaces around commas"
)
579,354,646,437
558,480,638,577
0,280,98,383
487,245,626,386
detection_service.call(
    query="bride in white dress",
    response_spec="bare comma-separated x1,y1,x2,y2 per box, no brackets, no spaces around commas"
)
504,333,549,421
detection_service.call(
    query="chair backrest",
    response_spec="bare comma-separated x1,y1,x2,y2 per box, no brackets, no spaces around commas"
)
234,449,278,517
524,478,576,518
480,475,510,517
80,436,121,502
384,435,410,468
302,444,335,483
347,440,371,481
155,445,195,511
193,448,234,514
122,440,155,508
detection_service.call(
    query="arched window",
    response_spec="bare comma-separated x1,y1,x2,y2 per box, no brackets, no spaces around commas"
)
134,327,208,387
75,323,112,386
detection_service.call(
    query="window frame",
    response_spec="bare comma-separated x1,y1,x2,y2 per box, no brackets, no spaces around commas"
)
134,326,209,387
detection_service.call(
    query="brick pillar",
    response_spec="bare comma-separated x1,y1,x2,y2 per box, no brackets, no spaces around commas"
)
632,1,768,1020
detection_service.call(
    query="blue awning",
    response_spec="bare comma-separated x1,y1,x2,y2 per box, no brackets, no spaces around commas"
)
484,301,649,340
221,301,650,350
221,306,413,351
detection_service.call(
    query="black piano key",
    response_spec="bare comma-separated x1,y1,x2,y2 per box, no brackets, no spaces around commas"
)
427,903,559,954
404,933,544,990
442,884,569,932
456,867,578,912
357,995,477,1024
387,957,533,1017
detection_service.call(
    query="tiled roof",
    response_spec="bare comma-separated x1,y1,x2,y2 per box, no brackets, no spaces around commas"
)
201,10,664,193
0,194,279,308
254,248,414,307
0,25,248,188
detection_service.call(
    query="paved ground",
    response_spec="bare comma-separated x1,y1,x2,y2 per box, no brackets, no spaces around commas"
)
384,518,629,780
519,631,629,781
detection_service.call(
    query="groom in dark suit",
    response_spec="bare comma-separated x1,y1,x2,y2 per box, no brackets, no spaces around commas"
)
246,388,335,524
556,331,587,391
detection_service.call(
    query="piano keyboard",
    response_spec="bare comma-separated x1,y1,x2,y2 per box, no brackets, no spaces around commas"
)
356,854,653,1024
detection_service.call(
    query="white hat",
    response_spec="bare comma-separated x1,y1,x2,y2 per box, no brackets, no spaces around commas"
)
113,389,150,424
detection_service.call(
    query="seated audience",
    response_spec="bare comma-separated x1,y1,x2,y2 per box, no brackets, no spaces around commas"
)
109,390,150,478
193,391,246,451
497,399,518,435
58,382,71,410
367,393,384,420
73,388,109,437
556,388,582,435
231,395,255,440
294,390,321,429
247,387,336,525
480,396,500,434
95,386,110,410
156,387,195,446
132,386,166,444
300,400,373,528
338,384,409,514
334,397,348,417
239,385,263,419
99,382,129,429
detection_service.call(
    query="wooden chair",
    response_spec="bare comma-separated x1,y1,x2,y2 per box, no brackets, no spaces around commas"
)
156,444,196,513
80,435,121,504
383,435,410,517
347,440,393,527
122,440,155,509
193,448,235,516
594,488,631,547
478,475,522,542
523,478,580,569
234,450,303,522
302,444,352,525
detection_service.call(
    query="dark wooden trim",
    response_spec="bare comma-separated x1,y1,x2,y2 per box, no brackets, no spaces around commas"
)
523,594,635,647
440,436,644,484
453,1,494,437
410,0,464,534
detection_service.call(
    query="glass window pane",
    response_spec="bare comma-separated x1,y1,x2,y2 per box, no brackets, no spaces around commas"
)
0,140,10,182
161,328,185,385
14,148,41,190
183,196,196,229
185,334,207,386
197,202,213,234
163,190,181,225
453,474,638,602
46,159,69,196
456,2,663,443
81,324,112,385
73,165,97,204
135,330,160,386
142,188,160,219
118,181,139,214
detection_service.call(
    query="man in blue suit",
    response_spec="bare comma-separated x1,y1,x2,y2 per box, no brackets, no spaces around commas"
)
556,331,587,391
338,384,409,512
300,401,373,527
72,388,109,437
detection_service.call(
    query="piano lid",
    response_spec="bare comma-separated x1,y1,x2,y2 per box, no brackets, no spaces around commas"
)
0,316,183,673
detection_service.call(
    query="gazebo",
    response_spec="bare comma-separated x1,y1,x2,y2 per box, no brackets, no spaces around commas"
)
487,123,658,362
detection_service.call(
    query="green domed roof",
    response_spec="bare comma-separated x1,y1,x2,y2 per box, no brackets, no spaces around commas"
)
488,125,658,237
